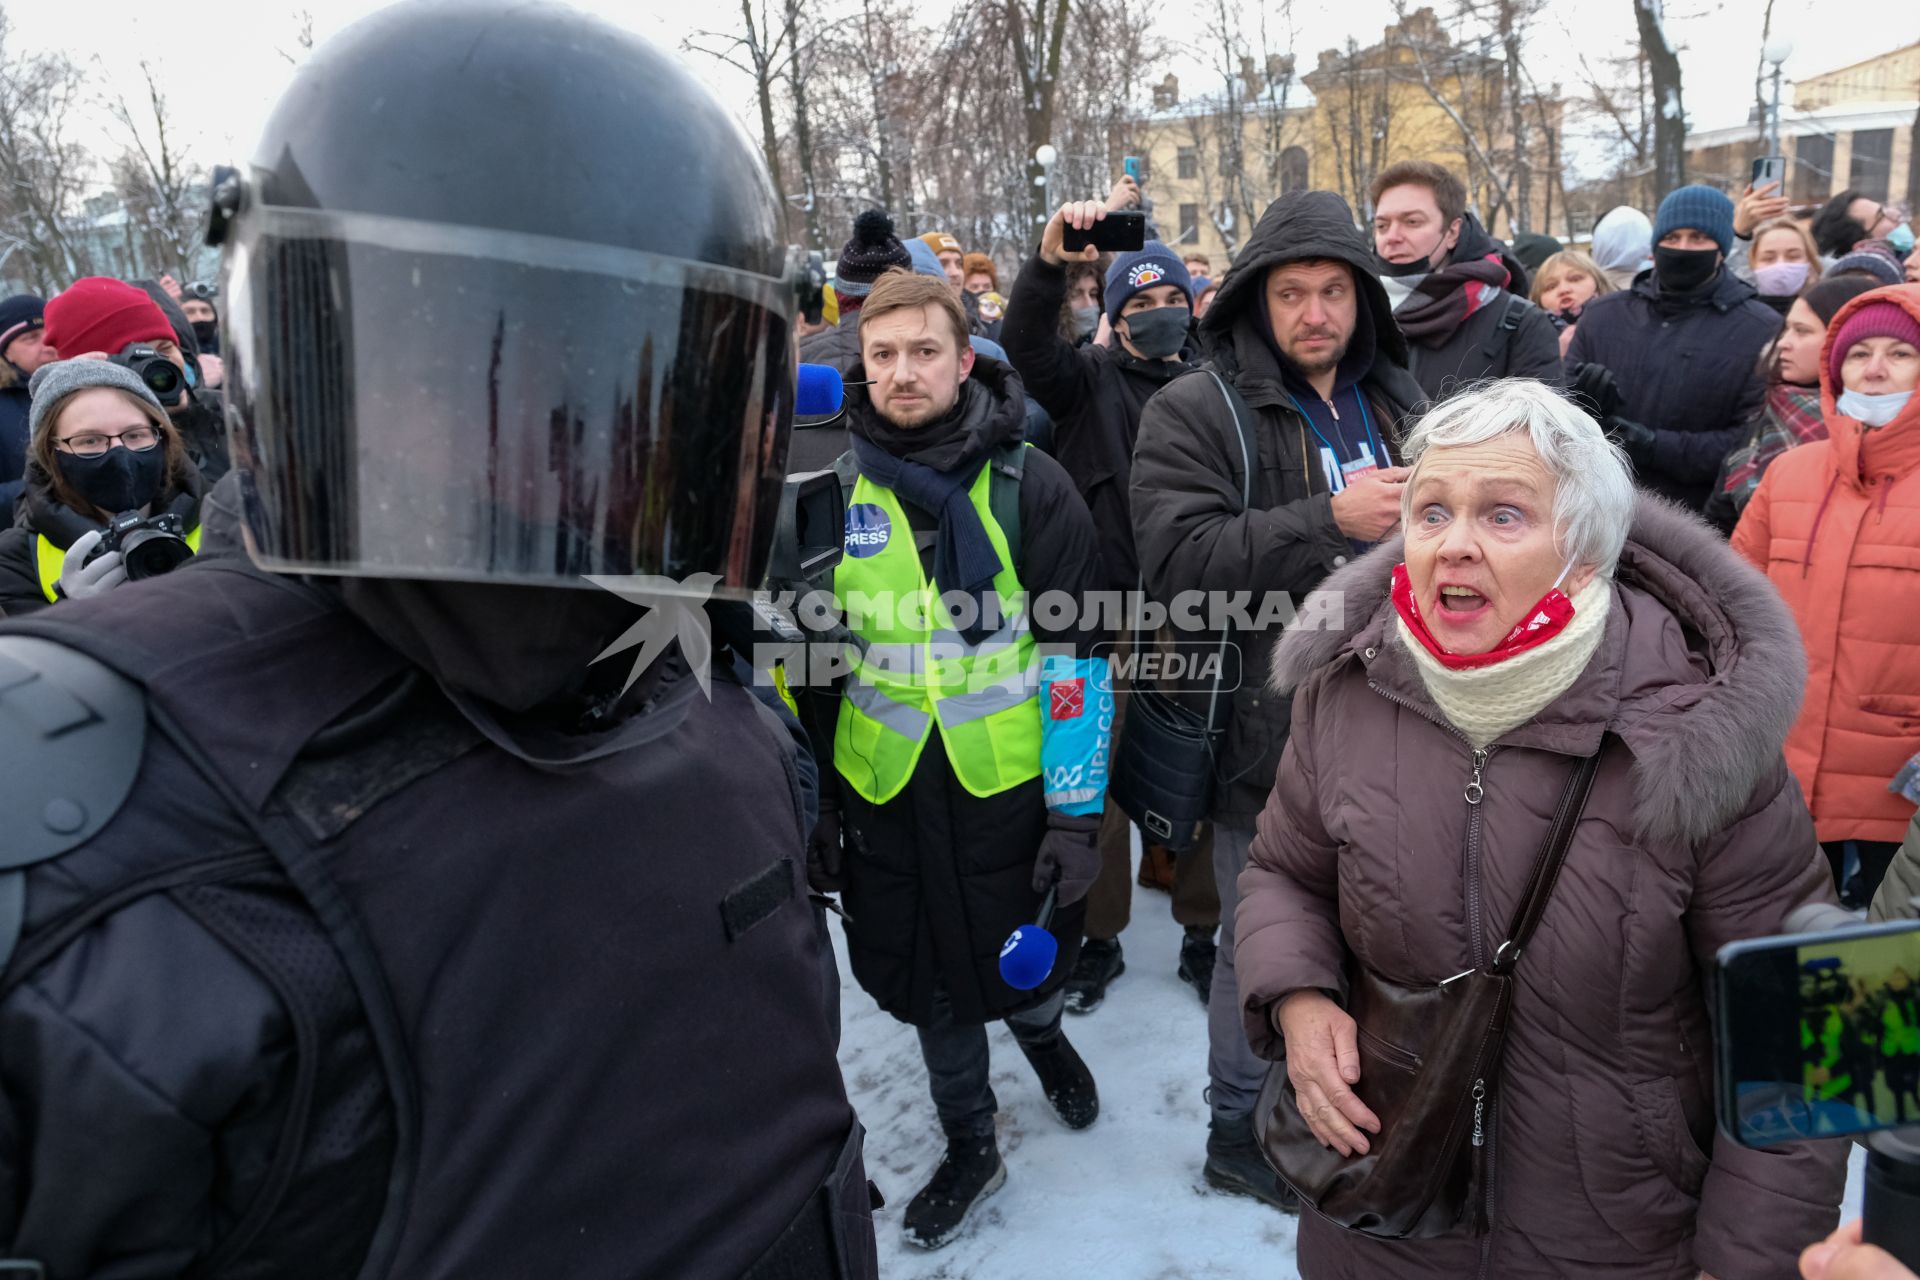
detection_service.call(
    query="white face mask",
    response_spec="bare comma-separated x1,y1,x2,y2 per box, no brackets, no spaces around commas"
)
1837,387,1915,428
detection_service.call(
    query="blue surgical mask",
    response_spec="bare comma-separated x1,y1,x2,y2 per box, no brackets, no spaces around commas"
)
1837,387,1914,428
1890,222,1916,256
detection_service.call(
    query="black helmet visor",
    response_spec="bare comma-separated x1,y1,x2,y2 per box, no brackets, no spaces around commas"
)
222,206,796,594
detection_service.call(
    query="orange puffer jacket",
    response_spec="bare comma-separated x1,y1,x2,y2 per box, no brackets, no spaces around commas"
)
1733,284,1920,843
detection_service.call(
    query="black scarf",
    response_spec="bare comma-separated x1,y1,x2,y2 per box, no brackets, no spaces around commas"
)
848,382,1004,645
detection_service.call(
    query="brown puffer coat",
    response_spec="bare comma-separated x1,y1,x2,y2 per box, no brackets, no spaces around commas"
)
1238,495,1846,1279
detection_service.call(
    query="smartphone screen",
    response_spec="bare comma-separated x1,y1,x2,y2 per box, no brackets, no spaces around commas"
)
1716,919,1920,1147
1751,155,1787,191
1062,210,1147,254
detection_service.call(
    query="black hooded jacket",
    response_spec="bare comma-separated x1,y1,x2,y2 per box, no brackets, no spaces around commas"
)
1390,212,1565,401
808,356,1107,1026
1129,190,1426,828
1000,253,1197,590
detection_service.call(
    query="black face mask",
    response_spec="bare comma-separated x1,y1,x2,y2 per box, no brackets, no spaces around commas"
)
1119,305,1191,359
1653,245,1720,294
1376,253,1435,278
57,444,167,515
190,319,219,354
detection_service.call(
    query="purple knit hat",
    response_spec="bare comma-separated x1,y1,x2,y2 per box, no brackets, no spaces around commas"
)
1828,292,1920,390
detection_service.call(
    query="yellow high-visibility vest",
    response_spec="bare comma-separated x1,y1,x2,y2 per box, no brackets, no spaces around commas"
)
832,464,1040,805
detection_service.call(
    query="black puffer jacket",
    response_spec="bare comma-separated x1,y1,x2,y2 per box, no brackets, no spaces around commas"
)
1396,213,1565,402
1130,190,1425,829
1566,266,1783,511
1000,254,1197,590
818,358,1107,1026
0,456,207,615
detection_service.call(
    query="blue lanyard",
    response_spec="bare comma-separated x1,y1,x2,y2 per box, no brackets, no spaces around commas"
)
1285,388,1384,466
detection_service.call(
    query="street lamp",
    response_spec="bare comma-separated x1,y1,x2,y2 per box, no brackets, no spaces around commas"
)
1764,38,1795,158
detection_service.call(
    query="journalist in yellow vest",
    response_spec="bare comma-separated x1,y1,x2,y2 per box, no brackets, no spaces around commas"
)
797,268,1113,1252
0,358,208,615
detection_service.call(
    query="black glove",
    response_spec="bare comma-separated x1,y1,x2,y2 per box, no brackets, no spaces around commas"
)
1607,416,1658,465
807,806,847,894
1567,361,1622,423
1032,812,1102,906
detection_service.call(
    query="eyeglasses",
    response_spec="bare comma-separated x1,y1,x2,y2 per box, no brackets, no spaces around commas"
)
56,426,161,457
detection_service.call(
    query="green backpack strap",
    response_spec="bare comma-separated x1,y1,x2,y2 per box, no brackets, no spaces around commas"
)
987,441,1026,566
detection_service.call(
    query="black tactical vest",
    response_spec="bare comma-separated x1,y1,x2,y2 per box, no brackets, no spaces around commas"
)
0,560,877,1279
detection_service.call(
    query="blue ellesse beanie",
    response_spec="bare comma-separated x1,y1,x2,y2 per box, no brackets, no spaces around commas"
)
1653,186,1736,256
1104,241,1193,322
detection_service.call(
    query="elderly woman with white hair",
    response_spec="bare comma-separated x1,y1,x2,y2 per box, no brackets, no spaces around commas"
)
1234,380,1846,1278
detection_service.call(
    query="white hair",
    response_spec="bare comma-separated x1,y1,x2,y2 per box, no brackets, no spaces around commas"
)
1398,379,1636,575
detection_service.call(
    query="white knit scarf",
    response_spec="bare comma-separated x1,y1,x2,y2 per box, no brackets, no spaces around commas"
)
1393,576,1613,750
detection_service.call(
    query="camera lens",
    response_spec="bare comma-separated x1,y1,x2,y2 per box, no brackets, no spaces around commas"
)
143,360,182,399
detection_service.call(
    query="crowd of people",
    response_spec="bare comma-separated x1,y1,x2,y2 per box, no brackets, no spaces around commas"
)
2,2,1920,1278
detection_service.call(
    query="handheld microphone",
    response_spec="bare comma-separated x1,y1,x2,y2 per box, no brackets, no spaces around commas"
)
998,885,1060,991
796,362,844,417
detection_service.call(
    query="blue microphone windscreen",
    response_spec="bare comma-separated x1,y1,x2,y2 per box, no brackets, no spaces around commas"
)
796,362,844,417
998,925,1059,991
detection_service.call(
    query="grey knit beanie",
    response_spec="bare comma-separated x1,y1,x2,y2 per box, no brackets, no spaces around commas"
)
26,357,168,443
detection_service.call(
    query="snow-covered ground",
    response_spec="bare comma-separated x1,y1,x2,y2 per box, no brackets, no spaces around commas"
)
832,846,1867,1278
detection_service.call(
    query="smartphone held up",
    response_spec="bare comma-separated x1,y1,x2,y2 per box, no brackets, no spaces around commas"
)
1062,209,1147,255
1716,907,1920,1267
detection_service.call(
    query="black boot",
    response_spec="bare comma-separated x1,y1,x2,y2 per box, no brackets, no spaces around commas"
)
902,1136,1006,1250
1177,926,1217,1006
1203,1114,1298,1213
1064,937,1124,1014
1016,1031,1100,1130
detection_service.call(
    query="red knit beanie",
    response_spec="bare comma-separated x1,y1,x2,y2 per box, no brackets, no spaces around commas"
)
44,277,175,359
1829,293,1920,390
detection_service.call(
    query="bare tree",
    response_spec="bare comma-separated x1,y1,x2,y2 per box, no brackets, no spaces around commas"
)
1751,0,1778,148
277,9,316,67
1384,2,1520,232
687,0,799,236
1632,0,1686,195
1315,36,1394,214
0,9,95,289
1005,0,1072,238
109,61,205,279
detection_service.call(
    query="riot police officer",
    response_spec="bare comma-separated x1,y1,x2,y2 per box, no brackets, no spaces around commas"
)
0,3,876,1277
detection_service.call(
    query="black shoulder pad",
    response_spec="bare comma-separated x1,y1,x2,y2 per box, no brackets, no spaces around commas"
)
0,635,147,866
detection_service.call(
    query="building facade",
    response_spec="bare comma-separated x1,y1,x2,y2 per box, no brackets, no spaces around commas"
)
1687,43,1919,213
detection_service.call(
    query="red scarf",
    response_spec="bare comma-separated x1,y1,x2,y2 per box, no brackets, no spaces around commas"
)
1390,563,1577,671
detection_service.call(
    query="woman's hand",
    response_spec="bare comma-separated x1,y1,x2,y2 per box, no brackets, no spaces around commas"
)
1106,174,1142,212
1800,1219,1917,1279
1735,181,1791,238
1275,989,1381,1156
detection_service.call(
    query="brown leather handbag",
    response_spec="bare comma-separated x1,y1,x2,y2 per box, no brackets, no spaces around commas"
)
1252,751,1601,1240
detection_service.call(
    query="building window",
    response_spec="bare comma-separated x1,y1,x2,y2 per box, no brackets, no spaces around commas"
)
1178,203,1201,244
1793,133,1835,203
1177,147,1198,180
1280,146,1309,194
1850,128,1894,203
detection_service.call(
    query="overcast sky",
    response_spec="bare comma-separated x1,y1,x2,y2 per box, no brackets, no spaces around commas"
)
9,0,1911,197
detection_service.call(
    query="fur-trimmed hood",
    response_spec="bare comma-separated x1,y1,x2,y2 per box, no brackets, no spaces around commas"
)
1269,494,1807,845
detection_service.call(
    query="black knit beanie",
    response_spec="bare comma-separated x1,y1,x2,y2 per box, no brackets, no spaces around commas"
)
836,209,912,298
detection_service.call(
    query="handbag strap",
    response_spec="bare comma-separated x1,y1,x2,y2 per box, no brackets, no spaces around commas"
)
1489,750,1602,974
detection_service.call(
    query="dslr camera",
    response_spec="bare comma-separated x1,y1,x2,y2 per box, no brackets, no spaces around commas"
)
108,346,183,403
97,509,195,580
